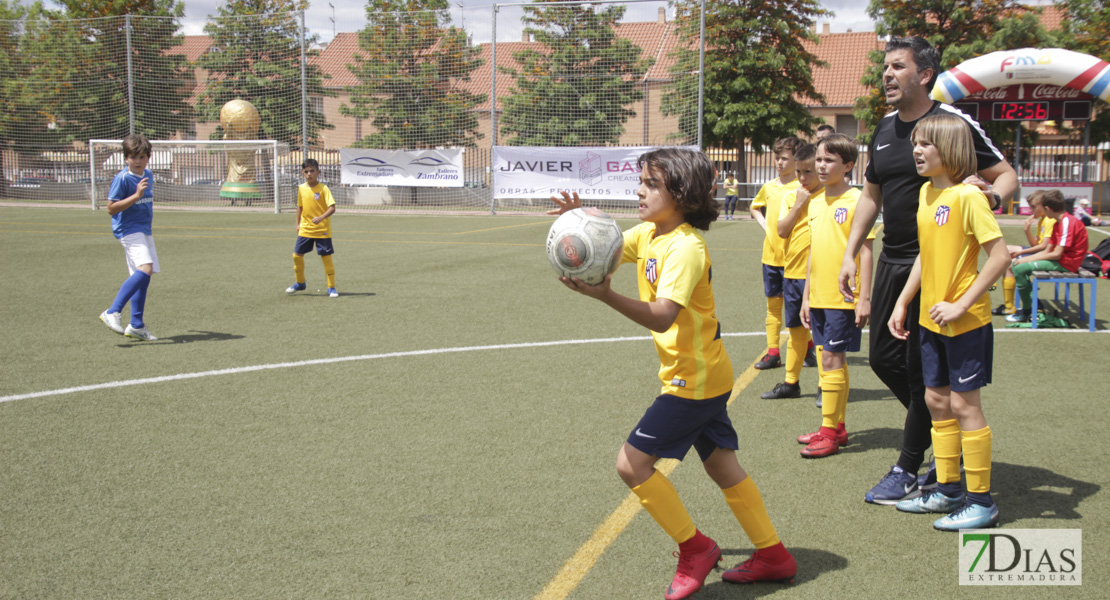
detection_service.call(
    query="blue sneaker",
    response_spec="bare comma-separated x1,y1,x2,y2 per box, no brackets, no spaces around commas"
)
865,465,920,505
934,501,1000,531
285,282,306,294
896,489,964,513
1005,311,1030,323
327,287,339,298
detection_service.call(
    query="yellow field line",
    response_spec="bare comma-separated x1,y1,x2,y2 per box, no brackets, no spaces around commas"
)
533,356,763,600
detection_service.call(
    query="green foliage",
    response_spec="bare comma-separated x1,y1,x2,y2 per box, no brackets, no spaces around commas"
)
341,0,486,149
498,0,649,146
197,0,334,149
663,0,829,179
1056,0,1110,155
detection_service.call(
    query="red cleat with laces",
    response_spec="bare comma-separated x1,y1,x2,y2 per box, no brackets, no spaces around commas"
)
665,538,722,600
722,543,797,584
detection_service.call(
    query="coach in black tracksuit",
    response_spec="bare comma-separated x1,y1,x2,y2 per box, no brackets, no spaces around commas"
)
838,37,1018,505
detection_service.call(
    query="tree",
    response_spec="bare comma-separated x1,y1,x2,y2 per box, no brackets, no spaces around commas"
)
498,0,650,146
197,0,333,148
1056,0,1110,156
341,0,486,149
50,0,195,140
663,0,830,181
853,0,1039,143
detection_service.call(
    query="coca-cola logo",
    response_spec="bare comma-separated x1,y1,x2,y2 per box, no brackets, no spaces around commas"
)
1032,84,1084,100
967,88,1010,101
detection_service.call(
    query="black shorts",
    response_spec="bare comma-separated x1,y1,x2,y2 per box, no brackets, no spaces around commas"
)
626,392,738,462
294,236,335,256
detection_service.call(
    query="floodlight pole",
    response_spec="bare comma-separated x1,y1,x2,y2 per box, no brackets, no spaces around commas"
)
125,14,135,134
299,10,309,166
490,4,498,215
697,0,705,149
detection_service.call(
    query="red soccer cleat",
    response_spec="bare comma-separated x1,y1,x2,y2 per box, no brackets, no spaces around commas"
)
722,544,797,584
665,539,722,600
800,431,840,458
797,426,848,446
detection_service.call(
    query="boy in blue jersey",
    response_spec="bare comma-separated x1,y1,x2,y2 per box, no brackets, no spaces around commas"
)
99,134,159,341
549,148,796,600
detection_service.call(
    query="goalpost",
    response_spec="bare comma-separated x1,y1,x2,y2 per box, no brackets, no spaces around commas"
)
88,139,292,213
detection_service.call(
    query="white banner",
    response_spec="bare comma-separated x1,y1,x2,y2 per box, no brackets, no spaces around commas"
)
493,146,694,200
339,148,464,187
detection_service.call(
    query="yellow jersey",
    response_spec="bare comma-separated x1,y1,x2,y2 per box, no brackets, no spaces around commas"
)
1037,216,1057,245
781,188,813,280
751,177,799,266
297,182,336,238
916,182,1002,336
807,187,874,309
621,222,735,400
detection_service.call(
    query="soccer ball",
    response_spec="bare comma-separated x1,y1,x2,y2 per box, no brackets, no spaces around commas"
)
546,207,624,285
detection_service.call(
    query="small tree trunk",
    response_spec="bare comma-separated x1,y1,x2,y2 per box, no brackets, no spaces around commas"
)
735,143,748,183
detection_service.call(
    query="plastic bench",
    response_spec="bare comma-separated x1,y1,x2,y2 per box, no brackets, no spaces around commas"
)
1030,269,1099,331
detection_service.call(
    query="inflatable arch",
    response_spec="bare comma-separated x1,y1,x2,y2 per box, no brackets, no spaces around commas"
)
931,48,1110,104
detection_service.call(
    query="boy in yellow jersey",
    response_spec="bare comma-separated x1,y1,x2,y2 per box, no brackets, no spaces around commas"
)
550,148,796,600
888,114,1011,530
722,172,740,220
799,134,874,458
750,137,808,369
761,144,821,401
991,190,1054,315
286,159,339,297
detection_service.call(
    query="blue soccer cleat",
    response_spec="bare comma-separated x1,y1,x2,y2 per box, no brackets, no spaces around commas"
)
285,282,306,294
896,489,964,513
918,460,937,491
327,287,339,298
934,501,1000,531
865,465,919,505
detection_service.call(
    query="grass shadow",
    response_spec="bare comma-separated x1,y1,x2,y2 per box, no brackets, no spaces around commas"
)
117,330,245,347
992,461,1101,524
836,426,904,454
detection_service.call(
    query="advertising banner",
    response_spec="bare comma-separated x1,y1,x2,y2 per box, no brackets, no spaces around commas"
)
492,146,695,200
340,148,464,187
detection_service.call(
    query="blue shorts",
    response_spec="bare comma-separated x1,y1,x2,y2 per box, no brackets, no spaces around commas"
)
782,278,805,328
762,264,784,298
294,236,335,256
921,326,993,392
627,392,738,462
810,308,861,353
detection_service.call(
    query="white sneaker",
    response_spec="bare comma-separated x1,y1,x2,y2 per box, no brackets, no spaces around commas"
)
328,287,339,298
100,310,124,334
124,324,158,341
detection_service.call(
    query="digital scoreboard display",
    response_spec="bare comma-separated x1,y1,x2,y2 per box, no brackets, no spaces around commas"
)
992,101,1049,121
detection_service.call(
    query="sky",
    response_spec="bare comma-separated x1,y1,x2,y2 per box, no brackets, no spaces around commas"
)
172,0,882,44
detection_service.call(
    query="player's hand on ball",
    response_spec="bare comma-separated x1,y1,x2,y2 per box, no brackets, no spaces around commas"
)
559,273,611,298
547,191,583,215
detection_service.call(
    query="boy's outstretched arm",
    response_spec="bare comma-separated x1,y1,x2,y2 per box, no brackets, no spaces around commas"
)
560,275,681,333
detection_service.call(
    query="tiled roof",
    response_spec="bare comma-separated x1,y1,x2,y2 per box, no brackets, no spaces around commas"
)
169,35,213,62
803,31,884,107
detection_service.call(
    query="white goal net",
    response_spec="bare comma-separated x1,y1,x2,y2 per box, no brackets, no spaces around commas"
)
89,139,293,212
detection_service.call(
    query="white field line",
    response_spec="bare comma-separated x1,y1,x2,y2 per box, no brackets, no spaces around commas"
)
1,327,1101,405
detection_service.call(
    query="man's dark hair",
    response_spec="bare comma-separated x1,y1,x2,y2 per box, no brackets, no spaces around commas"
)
886,36,942,91
816,124,835,134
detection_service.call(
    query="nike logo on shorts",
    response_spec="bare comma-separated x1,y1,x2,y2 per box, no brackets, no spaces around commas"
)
827,339,844,346
958,372,980,384
635,428,657,439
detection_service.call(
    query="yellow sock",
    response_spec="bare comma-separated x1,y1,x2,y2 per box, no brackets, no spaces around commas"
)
321,254,336,288
820,367,847,430
1003,277,1016,312
293,254,306,284
962,426,993,494
765,296,784,352
723,477,780,549
784,327,809,384
837,364,848,425
931,419,962,484
631,470,696,544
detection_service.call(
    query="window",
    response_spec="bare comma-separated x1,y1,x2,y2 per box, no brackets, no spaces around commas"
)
835,115,858,139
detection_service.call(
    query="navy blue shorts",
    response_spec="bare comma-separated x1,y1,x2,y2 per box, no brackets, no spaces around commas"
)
810,308,861,353
782,278,806,328
762,264,784,298
626,392,738,462
920,326,993,392
294,236,335,256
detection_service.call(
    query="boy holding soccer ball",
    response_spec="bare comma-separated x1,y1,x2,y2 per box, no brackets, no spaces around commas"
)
549,148,796,600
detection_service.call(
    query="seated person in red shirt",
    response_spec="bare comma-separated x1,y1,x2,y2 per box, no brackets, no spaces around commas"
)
1008,190,1089,323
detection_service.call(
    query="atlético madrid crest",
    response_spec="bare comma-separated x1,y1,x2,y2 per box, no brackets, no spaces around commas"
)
645,258,658,284
834,207,848,224
935,205,950,226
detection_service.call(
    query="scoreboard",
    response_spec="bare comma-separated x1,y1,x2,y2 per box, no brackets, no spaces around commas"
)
952,83,1094,123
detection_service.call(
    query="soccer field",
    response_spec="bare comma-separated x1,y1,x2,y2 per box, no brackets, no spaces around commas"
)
1,206,1108,599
